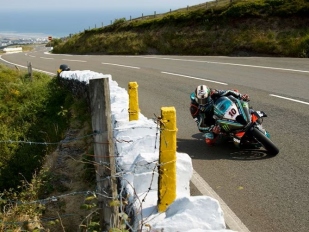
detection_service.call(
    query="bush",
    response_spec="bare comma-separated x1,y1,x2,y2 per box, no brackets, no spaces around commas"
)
297,36,309,57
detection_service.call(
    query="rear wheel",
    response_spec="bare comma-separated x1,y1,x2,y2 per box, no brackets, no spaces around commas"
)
251,127,279,156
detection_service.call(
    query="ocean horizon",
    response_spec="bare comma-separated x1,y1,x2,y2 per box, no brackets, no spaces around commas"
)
0,8,172,38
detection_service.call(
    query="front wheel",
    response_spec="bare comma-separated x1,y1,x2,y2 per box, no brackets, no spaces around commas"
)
251,127,279,156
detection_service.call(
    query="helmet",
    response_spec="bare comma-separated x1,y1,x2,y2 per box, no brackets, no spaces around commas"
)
195,85,210,105
57,64,70,77
59,64,70,71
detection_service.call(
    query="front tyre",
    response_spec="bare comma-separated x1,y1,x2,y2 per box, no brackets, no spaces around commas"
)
251,127,279,156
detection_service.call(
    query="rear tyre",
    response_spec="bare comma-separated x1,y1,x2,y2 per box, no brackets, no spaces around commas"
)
251,127,279,156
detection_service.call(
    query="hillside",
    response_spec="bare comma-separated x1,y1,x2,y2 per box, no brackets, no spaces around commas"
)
52,0,309,58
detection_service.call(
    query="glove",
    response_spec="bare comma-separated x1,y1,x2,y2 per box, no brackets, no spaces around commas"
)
241,94,249,101
211,125,221,134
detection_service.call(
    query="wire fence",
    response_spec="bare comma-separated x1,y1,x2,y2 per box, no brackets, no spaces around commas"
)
0,118,165,230
0,75,179,231
80,0,233,32
0,145,164,231
0,132,100,146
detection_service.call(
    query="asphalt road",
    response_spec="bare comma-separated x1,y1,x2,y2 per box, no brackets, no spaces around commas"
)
1,46,309,232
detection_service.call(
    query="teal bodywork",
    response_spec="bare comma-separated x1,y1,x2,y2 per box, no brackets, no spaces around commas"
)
214,96,250,132
214,96,233,118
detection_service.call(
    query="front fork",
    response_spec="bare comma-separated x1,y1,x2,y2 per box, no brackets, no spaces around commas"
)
233,113,270,147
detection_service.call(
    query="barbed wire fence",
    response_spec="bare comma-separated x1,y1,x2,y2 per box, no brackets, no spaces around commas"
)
0,125,170,231
0,75,176,231
79,0,234,34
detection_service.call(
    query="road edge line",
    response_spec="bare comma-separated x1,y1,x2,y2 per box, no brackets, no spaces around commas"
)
191,169,251,232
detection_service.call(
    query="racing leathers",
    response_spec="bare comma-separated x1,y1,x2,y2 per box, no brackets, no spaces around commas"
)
190,88,249,145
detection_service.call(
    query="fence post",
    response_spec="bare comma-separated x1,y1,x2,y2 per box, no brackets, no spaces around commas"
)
158,107,177,212
27,61,32,80
128,82,139,121
89,78,119,230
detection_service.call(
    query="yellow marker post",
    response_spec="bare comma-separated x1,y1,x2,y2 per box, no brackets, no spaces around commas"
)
128,82,139,121
158,106,177,212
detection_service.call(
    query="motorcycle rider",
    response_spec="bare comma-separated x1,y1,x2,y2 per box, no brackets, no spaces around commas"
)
57,64,71,77
190,84,249,146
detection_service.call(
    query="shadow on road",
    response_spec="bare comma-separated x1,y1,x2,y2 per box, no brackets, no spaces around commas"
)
177,133,276,161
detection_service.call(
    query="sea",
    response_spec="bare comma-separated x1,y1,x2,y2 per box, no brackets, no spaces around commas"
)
0,8,167,39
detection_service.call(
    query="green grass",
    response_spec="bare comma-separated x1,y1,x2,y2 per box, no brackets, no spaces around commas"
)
0,64,71,190
0,64,95,231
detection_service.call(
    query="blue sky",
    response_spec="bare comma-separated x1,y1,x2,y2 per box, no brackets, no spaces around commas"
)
1,0,210,11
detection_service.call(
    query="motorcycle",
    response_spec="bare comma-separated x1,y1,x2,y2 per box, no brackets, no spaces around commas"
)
211,95,279,156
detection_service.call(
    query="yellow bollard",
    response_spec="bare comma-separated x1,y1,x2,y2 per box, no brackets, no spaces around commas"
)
128,82,140,121
158,106,177,212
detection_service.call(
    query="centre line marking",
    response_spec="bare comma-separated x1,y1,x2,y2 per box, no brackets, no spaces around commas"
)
62,59,87,62
102,62,140,69
162,71,228,85
270,94,309,105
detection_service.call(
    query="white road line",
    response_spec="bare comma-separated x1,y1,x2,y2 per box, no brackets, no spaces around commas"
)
0,56,55,76
62,59,87,62
44,52,73,56
191,169,251,232
40,57,54,60
270,94,309,105
102,62,140,69
29,55,36,58
162,71,228,85
205,61,309,73
145,57,309,74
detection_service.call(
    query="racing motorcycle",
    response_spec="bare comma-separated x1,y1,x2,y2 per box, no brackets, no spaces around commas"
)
211,95,279,156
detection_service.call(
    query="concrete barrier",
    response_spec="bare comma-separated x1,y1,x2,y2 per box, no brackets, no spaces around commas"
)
3,47,23,53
